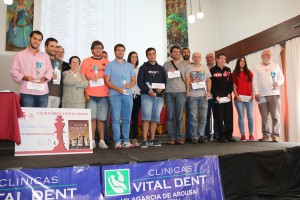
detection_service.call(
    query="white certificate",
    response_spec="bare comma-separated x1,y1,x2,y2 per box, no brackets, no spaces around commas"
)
191,82,205,90
152,83,165,89
167,70,181,79
89,78,104,87
257,97,266,104
53,70,61,85
218,97,231,104
239,95,251,102
27,82,45,91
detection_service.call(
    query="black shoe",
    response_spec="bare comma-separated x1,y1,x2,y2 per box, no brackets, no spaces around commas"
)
219,137,228,143
227,137,238,142
185,137,192,142
192,139,198,144
198,136,208,144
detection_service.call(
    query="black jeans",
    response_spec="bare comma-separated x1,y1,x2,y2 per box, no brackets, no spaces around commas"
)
213,101,233,139
131,95,141,139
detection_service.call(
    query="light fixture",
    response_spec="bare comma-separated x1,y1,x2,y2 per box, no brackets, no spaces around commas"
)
188,0,195,23
3,0,13,5
197,0,204,19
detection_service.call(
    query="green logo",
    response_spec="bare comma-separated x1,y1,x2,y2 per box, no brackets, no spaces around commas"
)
105,169,131,196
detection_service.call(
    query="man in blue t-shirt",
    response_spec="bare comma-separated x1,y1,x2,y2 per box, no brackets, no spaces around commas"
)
104,44,136,149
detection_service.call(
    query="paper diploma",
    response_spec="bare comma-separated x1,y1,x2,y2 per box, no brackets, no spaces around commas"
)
218,97,231,104
27,82,45,91
167,70,181,79
257,97,266,104
239,95,251,102
191,82,205,90
152,83,165,89
89,78,104,87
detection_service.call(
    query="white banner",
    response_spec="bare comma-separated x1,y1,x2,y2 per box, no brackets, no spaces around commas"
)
15,108,93,156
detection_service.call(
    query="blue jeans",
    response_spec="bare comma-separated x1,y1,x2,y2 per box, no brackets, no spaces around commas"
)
205,99,218,139
86,96,109,120
20,93,48,107
188,97,208,139
185,101,191,138
165,92,186,140
110,94,133,143
234,100,254,134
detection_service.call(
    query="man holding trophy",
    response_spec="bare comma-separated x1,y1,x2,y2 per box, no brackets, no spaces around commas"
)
253,49,285,142
104,44,136,149
10,30,53,107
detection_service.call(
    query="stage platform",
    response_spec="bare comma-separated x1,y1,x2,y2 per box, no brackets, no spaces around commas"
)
1,136,300,199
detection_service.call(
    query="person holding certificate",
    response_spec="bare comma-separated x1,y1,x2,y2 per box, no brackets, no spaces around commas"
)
62,56,88,109
210,53,236,143
10,30,53,107
137,47,166,148
185,52,211,144
232,57,255,141
80,40,110,149
253,49,285,142
163,45,187,145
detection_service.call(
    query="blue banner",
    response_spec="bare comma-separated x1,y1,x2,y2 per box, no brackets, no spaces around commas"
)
0,166,102,199
102,156,224,200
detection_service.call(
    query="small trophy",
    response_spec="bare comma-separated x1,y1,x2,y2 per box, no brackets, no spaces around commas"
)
34,61,42,83
53,61,60,83
122,74,129,95
271,71,277,90
146,82,156,96
93,65,98,80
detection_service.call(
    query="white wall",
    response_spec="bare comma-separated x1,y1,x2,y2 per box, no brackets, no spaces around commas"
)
215,0,300,49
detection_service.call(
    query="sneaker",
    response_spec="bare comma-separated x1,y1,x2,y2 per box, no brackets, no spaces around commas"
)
198,136,208,144
240,135,247,141
148,140,161,147
271,135,279,142
167,140,175,145
99,140,108,149
248,134,255,141
227,137,238,142
259,135,270,142
132,139,140,147
122,141,135,148
140,140,148,149
219,137,228,143
92,140,96,149
176,138,184,145
192,139,198,144
115,142,122,149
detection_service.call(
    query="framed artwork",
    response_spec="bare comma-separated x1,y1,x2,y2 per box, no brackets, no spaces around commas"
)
5,0,34,51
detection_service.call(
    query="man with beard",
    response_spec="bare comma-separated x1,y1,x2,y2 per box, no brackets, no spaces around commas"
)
253,49,284,142
44,37,62,108
181,47,192,141
10,30,53,107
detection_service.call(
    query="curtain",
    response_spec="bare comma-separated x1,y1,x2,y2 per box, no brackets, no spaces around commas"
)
227,44,286,140
285,37,300,142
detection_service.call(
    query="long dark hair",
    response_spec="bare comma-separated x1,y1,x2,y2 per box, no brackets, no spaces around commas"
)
233,56,251,82
127,51,139,67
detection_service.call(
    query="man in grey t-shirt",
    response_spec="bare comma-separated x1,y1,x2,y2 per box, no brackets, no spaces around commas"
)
185,52,211,144
163,45,187,145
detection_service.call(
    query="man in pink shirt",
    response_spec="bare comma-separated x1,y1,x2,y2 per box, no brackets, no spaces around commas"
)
10,30,53,107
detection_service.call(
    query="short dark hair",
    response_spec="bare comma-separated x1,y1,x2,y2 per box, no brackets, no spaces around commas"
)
181,47,190,53
170,45,181,54
69,56,81,65
30,30,43,40
216,52,227,59
102,51,107,55
91,40,104,50
45,37,58,46
146,47,156,55
114,44,126,51
127,51,139,66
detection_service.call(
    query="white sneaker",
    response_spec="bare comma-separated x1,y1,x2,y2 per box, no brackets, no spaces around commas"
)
92,140,96,149
115,142,122,149
99,140,108,149
122,141,135,148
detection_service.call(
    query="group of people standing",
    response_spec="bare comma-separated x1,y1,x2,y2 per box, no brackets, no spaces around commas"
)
10,30,285,150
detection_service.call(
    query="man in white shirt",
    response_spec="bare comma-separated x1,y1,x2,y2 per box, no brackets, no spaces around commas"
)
253,49,285,142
